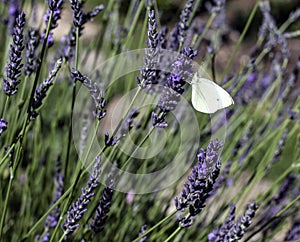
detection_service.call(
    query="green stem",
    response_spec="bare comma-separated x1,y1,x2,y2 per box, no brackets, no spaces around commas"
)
131,211,176,242
65,26,80,181
26,10,53,116
1,96,9,118
246,193,300,241
163,226,182,242
221,1,259,81
0,143,16,167
122,1,144,50
193,12,216,49
0,167,14,238
120,126,155,170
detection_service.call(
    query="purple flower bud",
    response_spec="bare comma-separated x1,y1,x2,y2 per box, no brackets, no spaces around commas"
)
137,224,148,242
105,132,118,147
119,108,140,136
0,118,8,136
63,3,104,61
151,112,168,128
42,0,64,47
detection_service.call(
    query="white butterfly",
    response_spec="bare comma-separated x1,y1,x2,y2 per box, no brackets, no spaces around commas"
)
191,74,234,114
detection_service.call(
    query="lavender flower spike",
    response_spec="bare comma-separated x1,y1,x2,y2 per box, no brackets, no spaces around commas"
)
174,139,223,227
62,157,101,236
42,0,64,47
136,9,159,89
227,201,259,241
23,28,40,76
3,11,25,96
71,69,107,120
0,118,8,136
178,0,194,48
208,204,236,242
29,58,63,120
90,173,114,233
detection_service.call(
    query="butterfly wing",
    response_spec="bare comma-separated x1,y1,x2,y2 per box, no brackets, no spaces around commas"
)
191,77,234,114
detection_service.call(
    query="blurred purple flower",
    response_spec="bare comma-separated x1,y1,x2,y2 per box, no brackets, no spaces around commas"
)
7,0,20,35
0,118,8,136
137,224,148,242
119,108,140,137
44,157,64,229
285,218,300,241
24,28,40,76
125,189,135,205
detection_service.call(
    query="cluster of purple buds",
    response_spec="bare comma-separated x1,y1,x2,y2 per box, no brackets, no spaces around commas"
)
178,0,194,48
136,9,159,89
43,0,64,47
137,224,148,242
208,204,236,242
119,108,140,137
71,69,107,120
151,47,197,128
62,157,101,236
3,11,26,96
208,202,258,241
90,173,114,234
23,28,40,76
104,132,118,147
174,139,223,227
30,58,63,120
64,1,104,60
0,118,8,136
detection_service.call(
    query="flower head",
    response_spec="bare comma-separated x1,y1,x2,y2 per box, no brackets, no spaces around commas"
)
71,69,107,120
90,173,114,234
62,157,101,236
23,28,40,76
30,58,63,120
3,11,25,96
174,139,223,227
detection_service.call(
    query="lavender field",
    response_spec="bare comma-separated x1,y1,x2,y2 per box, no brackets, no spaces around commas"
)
0,0,299,241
